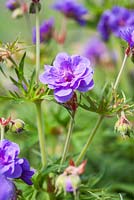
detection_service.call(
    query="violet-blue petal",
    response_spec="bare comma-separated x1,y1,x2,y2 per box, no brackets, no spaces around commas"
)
0,175,16,200
39,52,94,103
19,159,35,185
119,27,134,48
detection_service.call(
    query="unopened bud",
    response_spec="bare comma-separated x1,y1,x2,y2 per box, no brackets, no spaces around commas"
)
55,174,81,195
11,119,25,133
115,112,132,138
12,8,24,19
29,2,41,14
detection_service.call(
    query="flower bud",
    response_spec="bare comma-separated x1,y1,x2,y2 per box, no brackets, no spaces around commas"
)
11,119,25,133
115,112,132,138
131,53,134,63
12,8,24,19
55,174,81,195
29,2,41,14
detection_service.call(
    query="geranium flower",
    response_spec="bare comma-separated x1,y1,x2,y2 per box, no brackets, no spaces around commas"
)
119,27,134,48
98,6,134,41
52,0,88,25
0,174,16,200
0,140,34,185
39,52,94,103
32,18,54,44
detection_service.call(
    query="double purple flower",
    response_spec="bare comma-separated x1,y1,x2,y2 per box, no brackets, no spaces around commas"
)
52,0,88,25
0,139,34,185
98,6,134,41
39,52,94,103
32,18,54,44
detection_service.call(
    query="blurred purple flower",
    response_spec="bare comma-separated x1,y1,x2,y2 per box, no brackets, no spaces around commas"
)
0,175,16,200
83,37,108,64
6,0,20,11
98,6,134,41
39,52,94,103
0,140,34,185
119,27,134,48
52,0,88,25
32,18,54,44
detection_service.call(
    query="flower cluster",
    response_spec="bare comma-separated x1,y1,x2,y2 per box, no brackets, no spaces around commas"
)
32,18,54,44
52,0,88,25
39,52,94,103
98,6,134,41
0,140,34,185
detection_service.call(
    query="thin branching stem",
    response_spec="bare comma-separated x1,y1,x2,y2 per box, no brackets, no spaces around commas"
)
60,115,75,168
75,115,103,165
113,54,128,90
35,101,47,167
35,4,40,83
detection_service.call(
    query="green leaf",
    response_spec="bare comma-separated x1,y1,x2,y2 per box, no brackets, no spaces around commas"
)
19,52,26,81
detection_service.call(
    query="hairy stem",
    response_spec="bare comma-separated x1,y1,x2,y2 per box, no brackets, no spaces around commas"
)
35,4,40,82
0,125,5,141
35,102,47,167
60,116,75,167
76,115,103,165
113,54,128,90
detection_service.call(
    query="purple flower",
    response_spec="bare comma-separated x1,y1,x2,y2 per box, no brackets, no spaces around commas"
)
119,27,134,48
32,18,54,44
65,176,74,192
6,0,20,11
39,52,94,103
83,37,108,64
0,140,34,185
0,174,16,200
52,0,88,25
97,10,111,41
19,159,35,185
98,6,134,41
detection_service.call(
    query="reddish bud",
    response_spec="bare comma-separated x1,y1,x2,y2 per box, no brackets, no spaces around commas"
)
0,117,11,126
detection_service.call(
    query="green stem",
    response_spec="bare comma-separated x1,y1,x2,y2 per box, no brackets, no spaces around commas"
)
75,115,103,165
35,4,40,83
35,101,47,167
113,54,128,90
60,115,75,167
0,125,5,141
